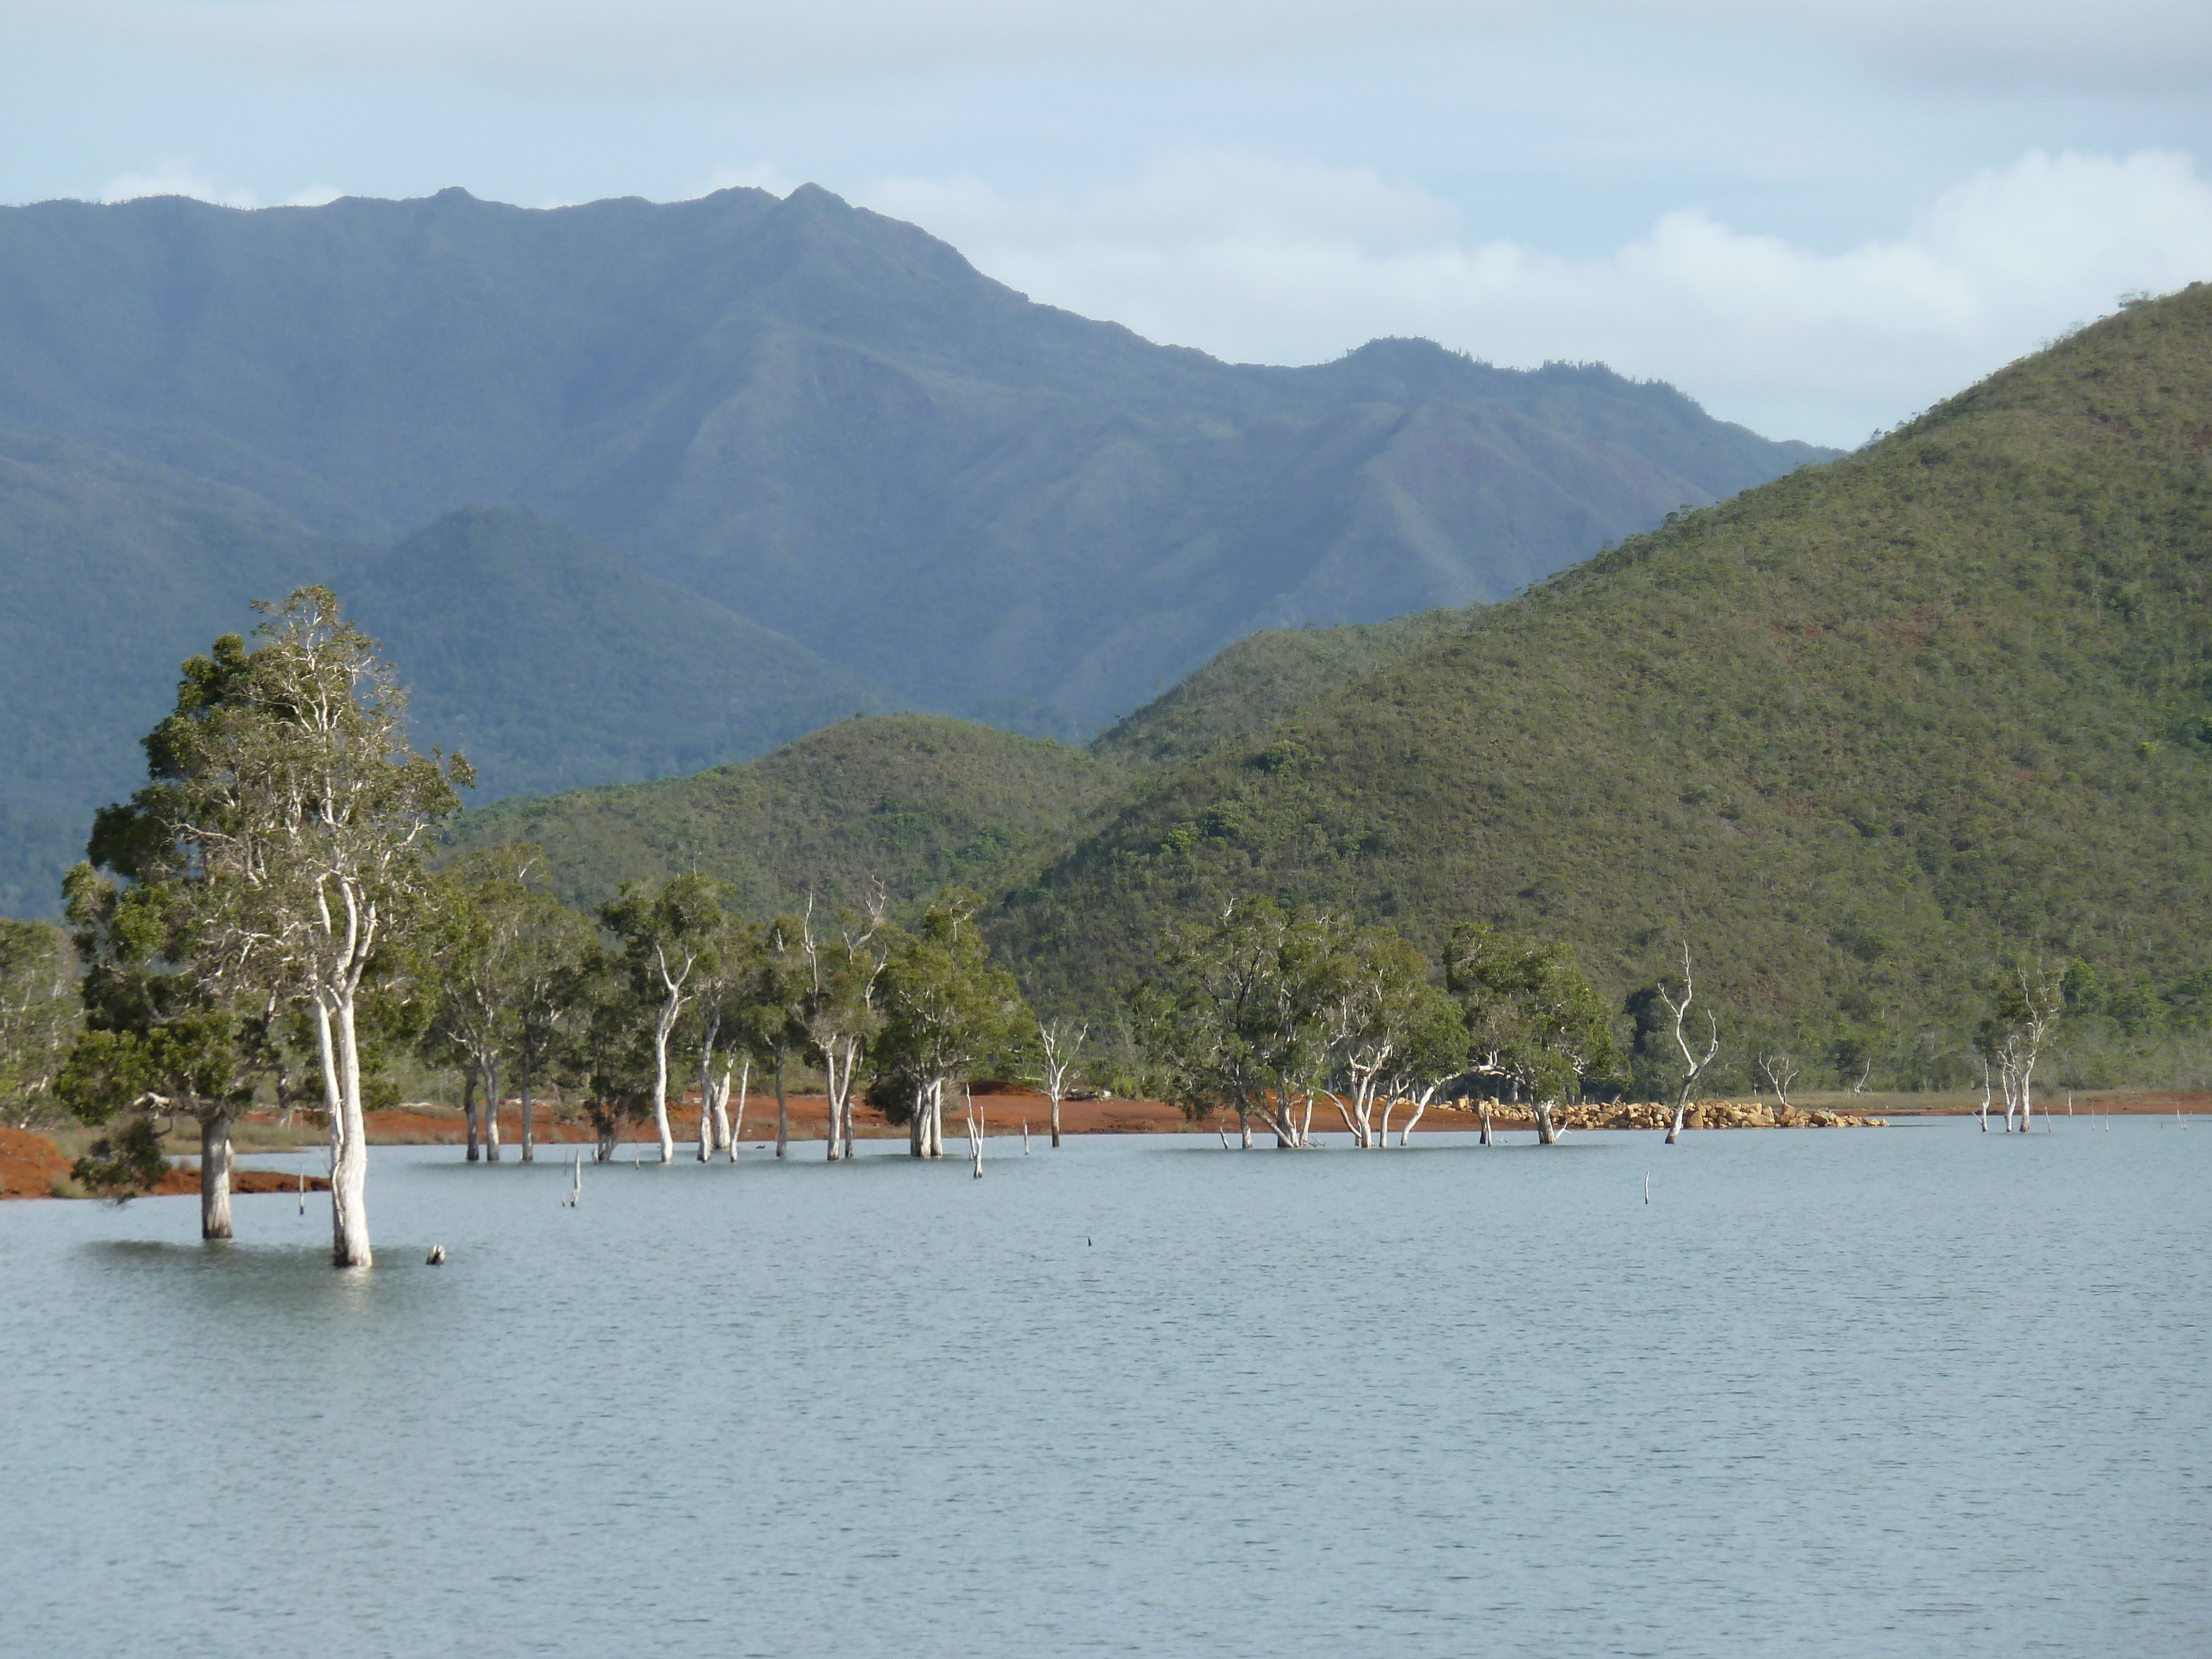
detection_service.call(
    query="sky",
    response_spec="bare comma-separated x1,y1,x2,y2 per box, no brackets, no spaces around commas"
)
5,2,2210,447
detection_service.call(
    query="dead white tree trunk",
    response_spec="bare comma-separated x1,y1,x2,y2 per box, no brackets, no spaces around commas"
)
1757,1052,1798,1110
966,1090,984,1178
199,1108,234,1241
727,1055,750,1159
1036,1019,1087,1150
1657,943,1719,1146
1397,1086,1437,1146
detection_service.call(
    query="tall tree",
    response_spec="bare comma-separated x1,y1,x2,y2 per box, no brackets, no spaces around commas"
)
1032,1016,1087,1150
1323,928,1467,1148
1655,943,1720,1146
875,890,1028,1159
1979,959,2067,1133
600,873,725,1162
127,589,468,1266
742,915,813,1160
796,888,892,1161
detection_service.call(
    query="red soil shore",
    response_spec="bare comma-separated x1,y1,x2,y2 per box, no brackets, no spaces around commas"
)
9,1088,2207,1197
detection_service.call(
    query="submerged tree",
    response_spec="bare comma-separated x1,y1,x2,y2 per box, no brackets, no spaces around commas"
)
1134,897,1343,1149
1655,943,1720,1146
1444,924,1618,1145
601,873,725,1162
1979,960,2067,1133
1032,1016,1087,1149
57,868,258,1235
139,591,468,1265
1323,927,1467,1149
875,890,1028,1159
796,888,893,1161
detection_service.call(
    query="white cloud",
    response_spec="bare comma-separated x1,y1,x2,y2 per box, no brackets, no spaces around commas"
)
696,162,795,200
100,156,259,208
862,149,2212,446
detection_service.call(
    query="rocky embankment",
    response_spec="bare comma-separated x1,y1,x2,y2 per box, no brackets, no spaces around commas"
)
1528,1099,1887,1130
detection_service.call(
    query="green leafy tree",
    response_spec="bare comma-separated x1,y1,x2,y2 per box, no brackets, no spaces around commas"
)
113,588,468,1266
874,889,1029,1159
1133,896,1344,1149
1323,927,1467,1147
1444,924,1619,1144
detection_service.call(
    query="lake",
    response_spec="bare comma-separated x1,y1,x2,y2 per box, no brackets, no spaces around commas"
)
3,1118,2206,1657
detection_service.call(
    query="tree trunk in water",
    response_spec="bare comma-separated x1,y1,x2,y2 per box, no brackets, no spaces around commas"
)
728,1057,750,1159
463,1072,480,1162
200,1110,233,1241
650,1014,674,1162
698,1045,716,1162
484,1058,502,1162
774,1057,789,1159
1480,1099,1493,1146
520,1066,534,1163
2020,1065,2036,1133
1665,1091,1688,1145
1399,1098,1430,1146
1050,1089,1062,1149
328,997,373,1268
1238,1105,1252,1150
1533,1100,1562,1146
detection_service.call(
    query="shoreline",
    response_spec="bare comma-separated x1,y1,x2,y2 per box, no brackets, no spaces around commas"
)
12,1088,2206,1198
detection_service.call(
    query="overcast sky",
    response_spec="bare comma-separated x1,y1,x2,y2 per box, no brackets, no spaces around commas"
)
6,1,2209,446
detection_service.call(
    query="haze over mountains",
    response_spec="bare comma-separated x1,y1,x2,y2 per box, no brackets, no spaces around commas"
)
0,181,1831,912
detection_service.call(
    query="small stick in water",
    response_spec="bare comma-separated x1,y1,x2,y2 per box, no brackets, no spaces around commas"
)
1644,1171,1651,1206
426,1245,447,1265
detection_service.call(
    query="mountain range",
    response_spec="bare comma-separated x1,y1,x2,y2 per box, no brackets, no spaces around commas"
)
0,183,1829,911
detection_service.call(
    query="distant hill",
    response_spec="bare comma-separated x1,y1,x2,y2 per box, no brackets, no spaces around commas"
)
441,713,1120,916
0,472,890,911
0,428,337,914
0,186,1833,742
989,285,2212,1078
333,508,892,800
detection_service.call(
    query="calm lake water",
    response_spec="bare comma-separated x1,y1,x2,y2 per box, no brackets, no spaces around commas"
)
3,1118,2206,1658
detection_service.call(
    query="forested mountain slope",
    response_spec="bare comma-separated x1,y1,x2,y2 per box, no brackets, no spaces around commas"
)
441,714,1120,916
0,429,338,914
0,476,885,911
332,508,891,800
992,286,2212,1070
0,185,1830,737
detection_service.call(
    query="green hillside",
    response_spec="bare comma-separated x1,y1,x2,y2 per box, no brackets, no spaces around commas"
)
992,285,2212,1080
336,507,893,799
1093,608,1479,769
441,713,1119,915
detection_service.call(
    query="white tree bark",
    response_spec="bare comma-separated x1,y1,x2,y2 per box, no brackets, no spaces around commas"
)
328,994,373,1268
200,1109,234,1241
519,1065,535,1163
1658,944,1718,1146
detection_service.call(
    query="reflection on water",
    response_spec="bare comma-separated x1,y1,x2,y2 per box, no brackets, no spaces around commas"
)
4,1122,2207,1657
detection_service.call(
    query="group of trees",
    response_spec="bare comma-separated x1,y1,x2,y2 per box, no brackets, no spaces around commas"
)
1130,899,1661,1149
5,589,2116,1267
